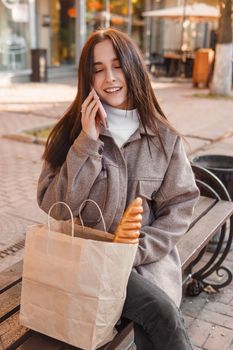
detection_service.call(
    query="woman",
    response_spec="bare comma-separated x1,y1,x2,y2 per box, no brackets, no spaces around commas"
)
37,27,199,349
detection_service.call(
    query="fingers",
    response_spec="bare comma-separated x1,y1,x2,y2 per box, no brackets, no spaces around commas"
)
81,89,97,110
81,90,101,140
92,89,108,129
81,93,98,121
84,99,98,122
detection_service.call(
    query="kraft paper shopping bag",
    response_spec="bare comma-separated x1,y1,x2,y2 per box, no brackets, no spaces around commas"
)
20,201,137,350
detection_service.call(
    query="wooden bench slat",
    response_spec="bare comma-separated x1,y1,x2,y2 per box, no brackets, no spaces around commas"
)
0,283,21,321
5,330,33,350
178,200,233,270
17,333,65,350
0,305,20,323
190,196,216,227
0,261,23,294
0,311,29,350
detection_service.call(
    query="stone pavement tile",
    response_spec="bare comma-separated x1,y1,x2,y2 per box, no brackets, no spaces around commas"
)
155,85,233,141
0,138,44,229
188,319,215,348
182,294,209,318
6,200,47,224
211,287,233,305
202,324,233,350
197,308,233,330
184,136,211,157
0,103,69,117
204,301,233,317
28,103,70,119
0,83,76,104
193,136,233,158
183,314,195,328
226,250,233,262
0,212,35,249
0,111,53,136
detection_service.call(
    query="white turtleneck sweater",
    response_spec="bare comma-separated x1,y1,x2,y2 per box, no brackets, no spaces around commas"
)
103,103,140,148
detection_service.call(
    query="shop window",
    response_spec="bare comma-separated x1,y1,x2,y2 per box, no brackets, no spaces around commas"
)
0,0,30,71
50,0,75,66
85,0,144,49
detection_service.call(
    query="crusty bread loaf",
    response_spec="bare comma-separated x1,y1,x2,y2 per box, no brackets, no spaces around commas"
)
114,197,143,244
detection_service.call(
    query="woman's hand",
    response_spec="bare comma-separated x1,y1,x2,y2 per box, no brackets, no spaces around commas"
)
81,89,102,140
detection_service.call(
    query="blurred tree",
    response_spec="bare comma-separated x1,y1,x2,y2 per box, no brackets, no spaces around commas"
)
210,0,233,95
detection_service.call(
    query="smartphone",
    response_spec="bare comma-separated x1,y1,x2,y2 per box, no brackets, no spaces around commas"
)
92,88,108,129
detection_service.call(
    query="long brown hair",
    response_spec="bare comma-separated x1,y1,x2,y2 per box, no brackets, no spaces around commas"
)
43,27,179,168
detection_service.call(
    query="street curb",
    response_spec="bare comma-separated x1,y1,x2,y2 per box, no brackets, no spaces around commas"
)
3,133,46,145
2,124,55,145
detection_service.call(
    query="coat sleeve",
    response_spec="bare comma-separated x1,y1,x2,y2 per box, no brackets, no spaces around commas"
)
133,136,200,267
37,130,104,219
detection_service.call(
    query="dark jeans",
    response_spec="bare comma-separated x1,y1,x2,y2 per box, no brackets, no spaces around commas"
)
121,270,193,350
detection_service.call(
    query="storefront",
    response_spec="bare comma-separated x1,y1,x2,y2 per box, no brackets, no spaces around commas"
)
85,0,144,48
0,0,145,80
0,0,30,72
48,0,144,67
50,0,76,66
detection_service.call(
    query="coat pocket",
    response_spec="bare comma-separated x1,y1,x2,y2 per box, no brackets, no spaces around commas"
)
137,180,163,224
138,179,162,200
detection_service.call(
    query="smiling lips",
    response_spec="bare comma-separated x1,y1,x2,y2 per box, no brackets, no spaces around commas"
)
104,87,122,93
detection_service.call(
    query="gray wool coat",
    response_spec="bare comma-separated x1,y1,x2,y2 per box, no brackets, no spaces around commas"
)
37,122,199,307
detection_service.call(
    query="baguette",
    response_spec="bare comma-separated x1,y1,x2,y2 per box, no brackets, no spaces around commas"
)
114,197,143,244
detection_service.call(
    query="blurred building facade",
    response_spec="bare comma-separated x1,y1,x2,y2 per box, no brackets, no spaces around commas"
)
0,0,144,79
0,0,220,81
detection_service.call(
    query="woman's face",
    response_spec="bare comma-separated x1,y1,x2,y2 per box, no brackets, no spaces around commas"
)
92,39,132,109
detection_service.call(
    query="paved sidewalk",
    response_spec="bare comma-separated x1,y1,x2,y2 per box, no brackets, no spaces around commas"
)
0,78,233,349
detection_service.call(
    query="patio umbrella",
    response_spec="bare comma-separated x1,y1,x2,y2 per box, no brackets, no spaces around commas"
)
142,3,219,21
142,3,219,52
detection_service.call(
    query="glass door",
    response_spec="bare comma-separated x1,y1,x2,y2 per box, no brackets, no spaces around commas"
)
0,0,30,71
50,0,75,66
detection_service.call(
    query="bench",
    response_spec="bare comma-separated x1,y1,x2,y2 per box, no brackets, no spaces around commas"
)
1,192,233,350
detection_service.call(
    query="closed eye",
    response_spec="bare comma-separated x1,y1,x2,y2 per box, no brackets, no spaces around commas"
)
94,69,103,74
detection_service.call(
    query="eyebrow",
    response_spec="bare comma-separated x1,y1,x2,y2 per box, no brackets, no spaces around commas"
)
93,58,119,66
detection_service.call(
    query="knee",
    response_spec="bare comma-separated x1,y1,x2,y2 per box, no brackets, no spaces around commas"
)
142,291,180,333
158,295,180,330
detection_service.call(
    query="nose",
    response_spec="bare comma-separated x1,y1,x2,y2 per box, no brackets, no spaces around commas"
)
105,68,116,82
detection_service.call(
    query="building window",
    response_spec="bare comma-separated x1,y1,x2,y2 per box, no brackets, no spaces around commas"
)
86,0,144,49
0,0,30,71
50,0,75,66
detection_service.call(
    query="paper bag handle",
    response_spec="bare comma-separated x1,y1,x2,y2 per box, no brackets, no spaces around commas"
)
48,201,74,237
79,199,107,233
